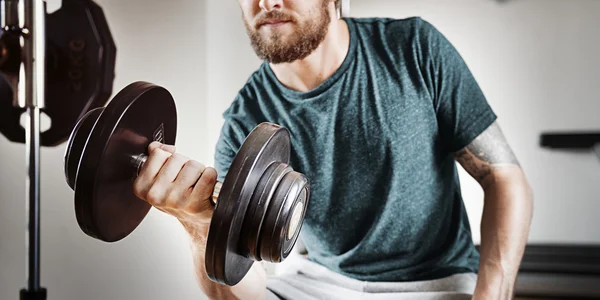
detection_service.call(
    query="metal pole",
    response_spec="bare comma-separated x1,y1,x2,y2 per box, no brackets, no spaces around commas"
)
25,106,41,291
18,0,46,298
0,0,46,297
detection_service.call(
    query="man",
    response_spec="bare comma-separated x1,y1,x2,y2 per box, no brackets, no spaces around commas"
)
133,0,534,299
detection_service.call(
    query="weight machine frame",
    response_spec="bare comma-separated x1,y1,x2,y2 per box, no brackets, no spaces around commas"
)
1,0,47,299
540,132,600,161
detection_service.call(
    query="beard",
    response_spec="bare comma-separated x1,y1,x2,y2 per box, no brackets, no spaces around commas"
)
243,1,331,64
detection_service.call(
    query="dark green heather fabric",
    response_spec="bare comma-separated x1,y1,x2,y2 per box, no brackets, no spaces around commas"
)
214,17,497,282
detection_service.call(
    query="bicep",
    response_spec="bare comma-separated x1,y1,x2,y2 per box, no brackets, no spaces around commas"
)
454,121,521,187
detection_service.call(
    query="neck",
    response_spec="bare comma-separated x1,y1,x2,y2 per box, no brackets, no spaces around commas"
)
269,13,350,92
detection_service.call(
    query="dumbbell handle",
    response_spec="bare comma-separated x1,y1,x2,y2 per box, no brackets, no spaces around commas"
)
131,154,222,205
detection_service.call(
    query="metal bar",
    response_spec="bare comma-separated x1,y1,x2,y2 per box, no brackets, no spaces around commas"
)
1,0,19,27
25,105,41,291
21,0,45,109
540,132,600,149
33,0,44,108
20,0,45,292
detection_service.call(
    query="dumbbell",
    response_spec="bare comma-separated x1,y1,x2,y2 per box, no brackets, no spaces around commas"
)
63,81,310,285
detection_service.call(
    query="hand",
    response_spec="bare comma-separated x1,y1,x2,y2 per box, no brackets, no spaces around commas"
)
133,141,218,238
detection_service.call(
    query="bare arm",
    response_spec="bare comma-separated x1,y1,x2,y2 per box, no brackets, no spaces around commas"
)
182,223,268,300
454,121,534,299
133,142,268,300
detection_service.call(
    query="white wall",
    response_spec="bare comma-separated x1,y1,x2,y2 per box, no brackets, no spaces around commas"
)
0,0,209,299
204,1,264,153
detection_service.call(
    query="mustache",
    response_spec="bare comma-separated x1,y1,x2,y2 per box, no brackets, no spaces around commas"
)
254,11,295,28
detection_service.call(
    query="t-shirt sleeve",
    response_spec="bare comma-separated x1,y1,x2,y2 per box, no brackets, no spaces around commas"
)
214,114,247,182
416,18,497,152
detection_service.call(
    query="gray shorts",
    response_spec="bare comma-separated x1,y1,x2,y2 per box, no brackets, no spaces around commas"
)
265,257,477,300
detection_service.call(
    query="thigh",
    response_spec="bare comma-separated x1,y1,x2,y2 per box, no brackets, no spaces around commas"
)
364,272,478,294
266,256,477,300
266,272,363,300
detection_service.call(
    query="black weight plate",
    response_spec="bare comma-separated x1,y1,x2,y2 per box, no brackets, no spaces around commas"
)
205,123,291,286
0,27,23,75
241,162,292,261
259,172,309,263
73,82,176,242
0,76,24,143
0,25,25,143
64,107,103,189
85,0,117,109
43,0,117,146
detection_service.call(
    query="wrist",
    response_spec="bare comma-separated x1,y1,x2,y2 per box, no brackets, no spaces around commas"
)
180,219,210,242
473,285,513,300
474,266,514,300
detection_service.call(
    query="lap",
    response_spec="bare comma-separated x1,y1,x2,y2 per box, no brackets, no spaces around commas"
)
265,257,477,300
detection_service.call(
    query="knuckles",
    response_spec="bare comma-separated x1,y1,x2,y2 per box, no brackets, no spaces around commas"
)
148,141,162,152
165,190,183,208
201,167,218,183
149,146,168,158
195,168,217,195
169,153,188,163
145,186,166,206
183,159,205,172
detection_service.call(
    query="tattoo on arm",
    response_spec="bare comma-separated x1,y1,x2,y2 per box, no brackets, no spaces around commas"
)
454,121,520,184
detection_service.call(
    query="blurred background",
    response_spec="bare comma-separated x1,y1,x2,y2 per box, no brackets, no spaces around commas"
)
1,0,599,299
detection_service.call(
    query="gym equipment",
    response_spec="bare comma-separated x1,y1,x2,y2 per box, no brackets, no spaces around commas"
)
0,0,116,298
1,0,49,298
0,0,116,146
63,81,311,286
540,131,600,161
513,244,600,298
541,132,600,149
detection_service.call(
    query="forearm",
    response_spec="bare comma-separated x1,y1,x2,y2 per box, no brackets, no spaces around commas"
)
475,167,533,299
185,223,268,300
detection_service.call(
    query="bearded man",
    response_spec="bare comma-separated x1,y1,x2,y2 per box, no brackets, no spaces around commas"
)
133,0,534,299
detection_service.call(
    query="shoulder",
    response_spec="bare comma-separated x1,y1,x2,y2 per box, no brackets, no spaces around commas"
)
347,16,439,44
346,16,447,68
223,64,266,117
222,62,275,129
218,64,271,146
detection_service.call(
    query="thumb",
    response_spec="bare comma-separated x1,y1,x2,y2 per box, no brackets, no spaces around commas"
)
160,144,176,154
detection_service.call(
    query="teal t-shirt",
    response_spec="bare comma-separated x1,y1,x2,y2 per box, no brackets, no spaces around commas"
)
214,17,497,282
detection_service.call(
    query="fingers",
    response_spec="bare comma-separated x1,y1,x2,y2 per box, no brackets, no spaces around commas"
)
132,142,219,222
133,142,179,203
187,167,218,214
164,160,206,208
133,146,173,201
148,141,176,154
147,153,190,206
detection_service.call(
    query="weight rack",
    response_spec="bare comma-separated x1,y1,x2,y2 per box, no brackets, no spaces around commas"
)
1,0,47,298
